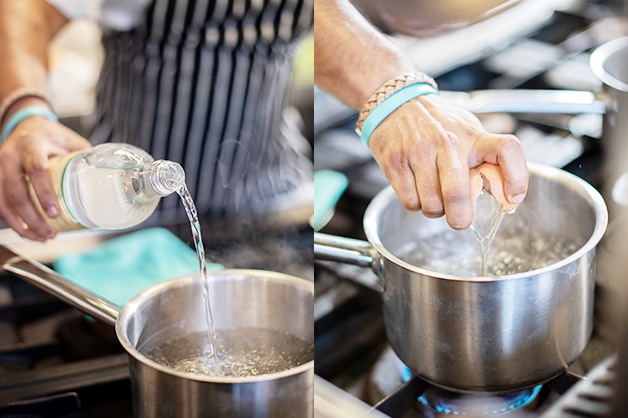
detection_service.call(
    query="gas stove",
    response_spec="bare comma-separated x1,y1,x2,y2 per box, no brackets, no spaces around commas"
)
314,0,628,416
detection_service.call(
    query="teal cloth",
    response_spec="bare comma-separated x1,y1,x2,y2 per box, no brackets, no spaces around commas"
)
313,170,348,231
53,227,223,307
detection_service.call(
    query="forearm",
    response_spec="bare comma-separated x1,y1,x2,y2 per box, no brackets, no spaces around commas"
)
0,0,68,124
313,0,416,110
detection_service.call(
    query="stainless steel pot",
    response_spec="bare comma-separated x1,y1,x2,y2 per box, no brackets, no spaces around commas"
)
0,247,313,418
590,36,628,215
315,163,608,393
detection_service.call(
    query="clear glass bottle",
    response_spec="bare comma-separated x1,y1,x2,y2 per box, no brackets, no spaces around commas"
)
32,143,185,232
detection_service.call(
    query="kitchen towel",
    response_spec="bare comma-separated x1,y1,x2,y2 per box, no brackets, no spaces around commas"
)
313,169,348,231
53,227,222,307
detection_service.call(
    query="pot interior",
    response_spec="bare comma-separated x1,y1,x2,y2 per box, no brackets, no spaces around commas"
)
115,269,314,379
366,164,607,278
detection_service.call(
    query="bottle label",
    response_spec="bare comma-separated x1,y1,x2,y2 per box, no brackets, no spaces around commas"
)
29,151,85,232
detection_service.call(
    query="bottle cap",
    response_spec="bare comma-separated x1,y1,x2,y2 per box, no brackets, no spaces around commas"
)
148,160,186,196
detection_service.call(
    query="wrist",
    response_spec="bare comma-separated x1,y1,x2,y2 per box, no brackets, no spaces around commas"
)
356,78,438,146
1,105,59,141
0,87,53,127
355,73,438,130
2,96,51,123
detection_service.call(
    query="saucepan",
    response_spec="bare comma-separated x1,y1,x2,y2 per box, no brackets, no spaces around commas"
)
0,246,313,418
314,163,607,394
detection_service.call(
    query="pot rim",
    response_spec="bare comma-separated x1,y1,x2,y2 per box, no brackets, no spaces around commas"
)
363,162,608,282
115,269,314,383
590,36,628,93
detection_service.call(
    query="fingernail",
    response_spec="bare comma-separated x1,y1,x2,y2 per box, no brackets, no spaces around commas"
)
510,193,525,204
46,205,59,218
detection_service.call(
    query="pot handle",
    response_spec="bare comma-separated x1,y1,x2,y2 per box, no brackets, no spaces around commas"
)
314,232,375,268
440,89,607,114
0,245,119,326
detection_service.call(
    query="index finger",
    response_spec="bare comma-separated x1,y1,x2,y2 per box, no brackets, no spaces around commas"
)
4,171,56,240
473,133,529,205
22,150,59,219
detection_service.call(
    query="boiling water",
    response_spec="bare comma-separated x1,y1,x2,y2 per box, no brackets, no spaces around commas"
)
177,186,222,376
146,328,314,377
399,229,578,276
399,195,580,277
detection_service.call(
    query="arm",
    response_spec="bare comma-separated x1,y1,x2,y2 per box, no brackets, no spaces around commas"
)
314,0,415,109
314,0,528,230
0,0,91,241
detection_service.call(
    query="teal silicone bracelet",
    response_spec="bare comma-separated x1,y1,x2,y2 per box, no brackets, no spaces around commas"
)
2,106,59,141
359,83,438,147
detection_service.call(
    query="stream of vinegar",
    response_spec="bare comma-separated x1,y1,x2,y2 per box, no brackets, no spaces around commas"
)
177,185,222,376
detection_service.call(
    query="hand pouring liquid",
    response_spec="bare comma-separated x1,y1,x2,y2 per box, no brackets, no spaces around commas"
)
30,143,185,232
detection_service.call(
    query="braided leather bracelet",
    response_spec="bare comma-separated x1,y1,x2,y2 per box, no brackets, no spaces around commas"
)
359,83,437,146
355,72,438,141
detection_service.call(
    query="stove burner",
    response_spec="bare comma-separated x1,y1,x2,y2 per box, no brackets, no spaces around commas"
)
417,385,542,417
398,363,543,417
